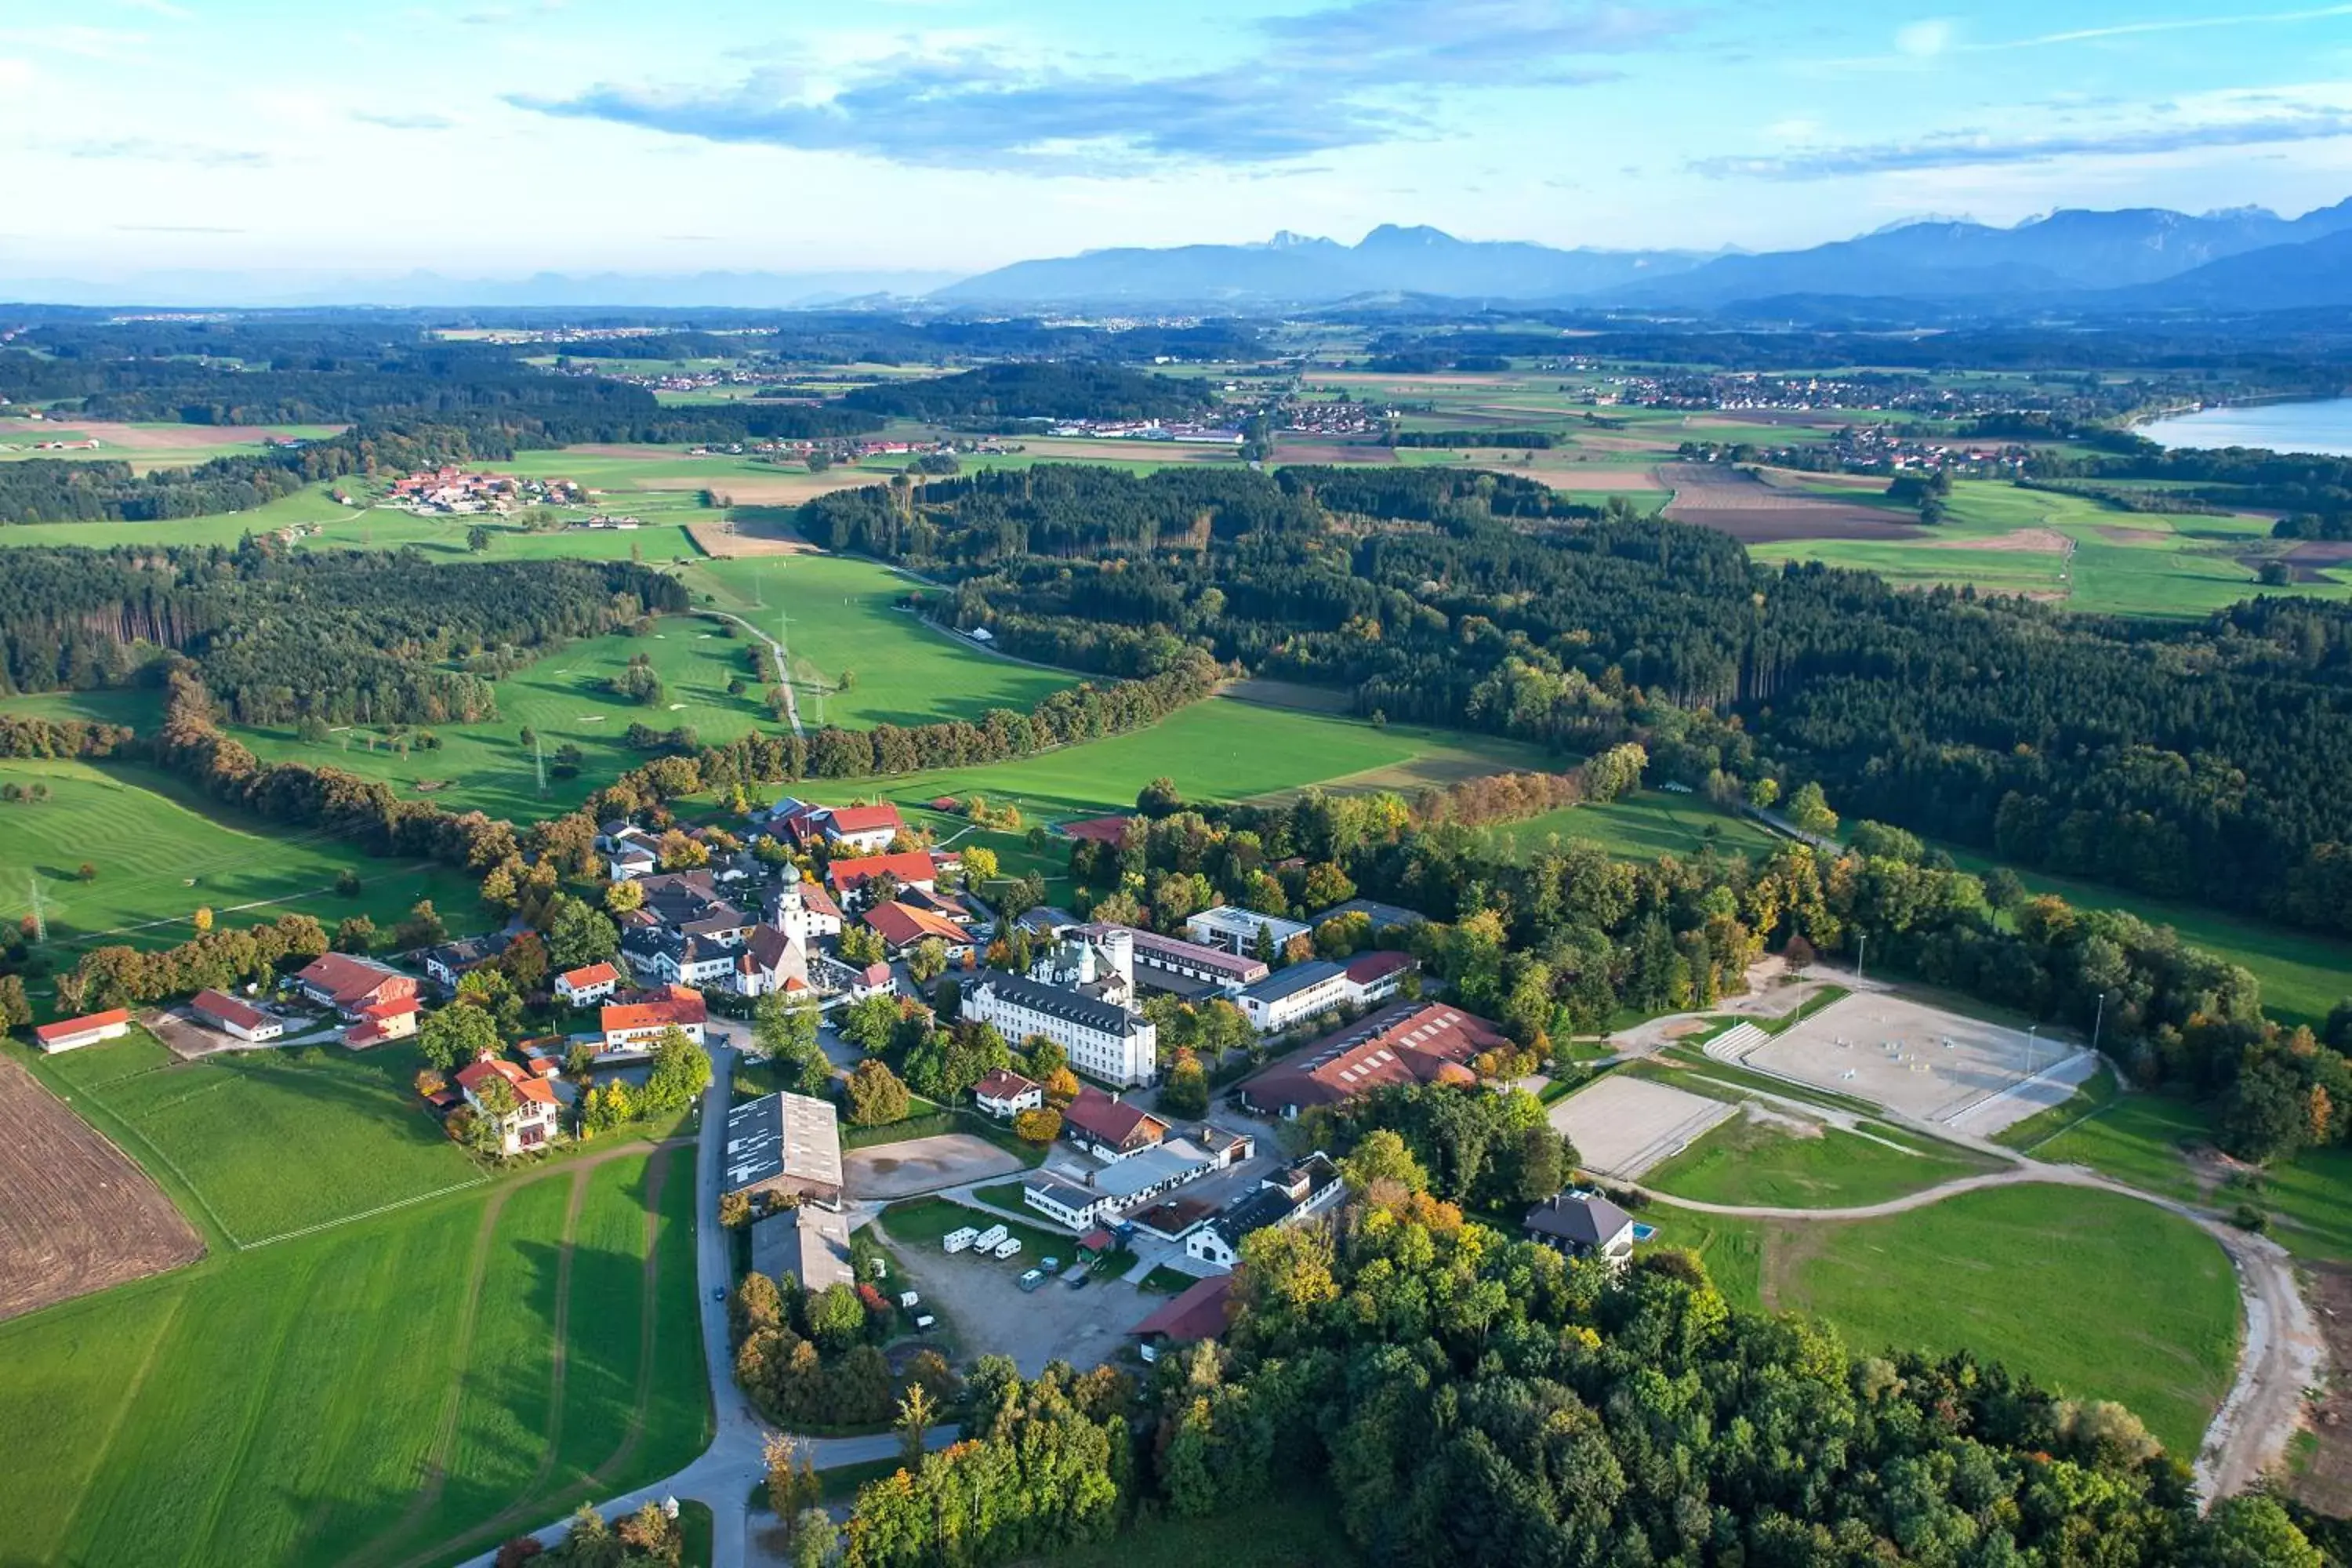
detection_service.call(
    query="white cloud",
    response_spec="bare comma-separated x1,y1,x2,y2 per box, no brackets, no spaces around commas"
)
0,57,33,89
1894,19,1952,58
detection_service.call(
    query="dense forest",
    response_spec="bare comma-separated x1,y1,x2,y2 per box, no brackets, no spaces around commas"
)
838,362,1218,425
800,466,2352,938
0,543,685,724
838,1207,2322,1567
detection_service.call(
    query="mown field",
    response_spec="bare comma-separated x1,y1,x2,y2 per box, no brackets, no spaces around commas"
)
1478,789,1783,865
1663,1183,2239,1457
20,1030,481,1246
1748,480,2352,617
1643,1110,2004,1208
0,1125,706,1568
0,757,488,961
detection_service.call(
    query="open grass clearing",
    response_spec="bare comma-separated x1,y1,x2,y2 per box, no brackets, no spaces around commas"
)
0,757,489,965
1644,1107,2005,1208
1479,788,1783,864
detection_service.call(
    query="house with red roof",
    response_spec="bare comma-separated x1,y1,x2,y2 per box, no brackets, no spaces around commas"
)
32,1008,132,1053
598,987,708,1052
555,962,622,1007
1131,1275,1234,1360
862,900,976,959
294,953,416,1019
821,802,904,852
825,850,942,902
1060,1086,1168,1162
851,961,895,1002
971,1068,1042,1119
1236,1000,1503,1120
455,1052,562,1156
344,995,422,1049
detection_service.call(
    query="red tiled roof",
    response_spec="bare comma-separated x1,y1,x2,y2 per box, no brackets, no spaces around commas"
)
858,962,892,986
559,962,620,989
1062,1087,1166,1150
1060,815,1131,844
34,1007,129,1046
192,989,271,1032
973,1068,1038,1102
1240,1000,1505,1113
297,952,409,1006
826,803,903,836
864,900,970,950
357,996,422,1020
456,1054,560,1107
1344,949,1413,984
1131,1275,1233,1343
601,993,707,1034
826,850,940,893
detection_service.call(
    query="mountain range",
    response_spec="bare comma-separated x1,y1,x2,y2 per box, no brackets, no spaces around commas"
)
934,200,2352,315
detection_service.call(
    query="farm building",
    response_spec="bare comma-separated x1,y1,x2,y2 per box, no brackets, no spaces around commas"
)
752,1204,856,1294
724,1090,844,1208
1236,1001,1501,1120
32,1008,132,1053
1131,1274,1235,1359
825,850,943,901
191,989,284,1043
294,953,416,1019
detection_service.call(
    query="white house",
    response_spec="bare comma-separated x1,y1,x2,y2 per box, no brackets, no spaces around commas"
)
820,803,904,853
604,826,662,882
599,990,708,1052
555,962,622,1007
191,989,285,1043
961,969,1157,1089
456,1053,562,1156
971,1068,1044,1119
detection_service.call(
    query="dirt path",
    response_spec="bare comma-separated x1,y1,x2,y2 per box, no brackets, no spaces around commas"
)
705,610,802,738
1632,1154,2321,1502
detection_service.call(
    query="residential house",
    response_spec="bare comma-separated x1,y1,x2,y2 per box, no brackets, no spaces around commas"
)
345,995,422,1048
603,826,662,882
971,1067,1043,1119
1185,1152,1345,1271
295,953,416,1019
724,1090,844,1207
422,931,512,993
599,987,708,1052
33,1008,132,1052
751,1203,856,1294
191,989,284,1042
863,900,977,960
825,850,942,903
1523,1192,1637,1269
555,962,622,1007
634,873,751,944
1236,1001,1503,1120
455,1053,562,1156
821,802,904,853
622,928,741,990
1184,905,1312,959
1058,1087,1167,1162
850,962,895,1002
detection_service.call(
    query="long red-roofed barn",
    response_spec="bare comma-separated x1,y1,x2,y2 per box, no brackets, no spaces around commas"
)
1236,1000,1504,1120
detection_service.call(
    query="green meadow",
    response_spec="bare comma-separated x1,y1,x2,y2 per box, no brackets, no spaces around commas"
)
0,1016,708,1568
1668,1184,2238,1458
1644,1112,2004,1209
0,757,488,960
1477,788,1783,865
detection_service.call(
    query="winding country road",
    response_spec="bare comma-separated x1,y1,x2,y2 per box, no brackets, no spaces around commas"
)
706,611,804,739
1628,1140,2321,1503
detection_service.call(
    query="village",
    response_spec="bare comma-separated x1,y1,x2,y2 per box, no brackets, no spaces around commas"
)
26,785,1625,1392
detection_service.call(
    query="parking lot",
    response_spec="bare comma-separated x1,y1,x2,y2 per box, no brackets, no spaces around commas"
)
1733,993,2093,1134
874,1213,1150,1375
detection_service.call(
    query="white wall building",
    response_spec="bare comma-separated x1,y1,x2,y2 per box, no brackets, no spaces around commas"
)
1185,905,1312,959
962,966,1158,1088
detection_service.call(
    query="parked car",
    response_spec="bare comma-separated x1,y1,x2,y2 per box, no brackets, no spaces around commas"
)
1039,1257,1061,1275
1065,1268,1091,1290
1018,1269,1045,1293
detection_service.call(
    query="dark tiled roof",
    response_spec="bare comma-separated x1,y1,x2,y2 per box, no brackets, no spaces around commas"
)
971,970,1145,1039
1242,959,1345,1006
1523,1192,1635,1246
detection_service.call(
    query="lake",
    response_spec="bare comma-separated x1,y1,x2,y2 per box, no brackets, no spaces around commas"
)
2138,398,2352,457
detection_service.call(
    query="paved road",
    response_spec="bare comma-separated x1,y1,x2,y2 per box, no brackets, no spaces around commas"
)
453,1043,954,1568
1630,1143,2321,1503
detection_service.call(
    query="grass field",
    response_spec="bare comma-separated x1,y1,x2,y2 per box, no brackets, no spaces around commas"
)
19,1030,481,1246
1758,1184,2239,1457
0,1138,706,1568
1479,789,1784,864
688,554,1073,729
1748,480,2352,618
1644,1112,2004,1208
0,757,489,965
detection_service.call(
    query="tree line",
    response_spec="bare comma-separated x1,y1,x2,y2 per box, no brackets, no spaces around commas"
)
839,363,1217,426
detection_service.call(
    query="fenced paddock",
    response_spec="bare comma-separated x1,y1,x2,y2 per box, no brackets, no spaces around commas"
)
1722,993,2093,1136
1548,1074,1737,1179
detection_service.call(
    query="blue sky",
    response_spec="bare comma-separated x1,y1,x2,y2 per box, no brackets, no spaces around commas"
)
5,0,2352,285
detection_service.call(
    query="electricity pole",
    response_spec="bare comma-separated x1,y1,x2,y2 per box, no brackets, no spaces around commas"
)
1854,931,1867,986
26,873,46,945
534,731,548,799
2091,991,2107,1058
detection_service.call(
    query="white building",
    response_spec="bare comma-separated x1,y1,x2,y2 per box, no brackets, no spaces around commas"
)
1185,1154,1345,1271
1235,960,1353,1034
555,962,622,1007
1185,905,1312,959
962,964,1158,1089
191,989,285,1043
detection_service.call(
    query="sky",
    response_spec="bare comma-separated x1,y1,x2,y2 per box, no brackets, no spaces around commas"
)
5,0,2352,292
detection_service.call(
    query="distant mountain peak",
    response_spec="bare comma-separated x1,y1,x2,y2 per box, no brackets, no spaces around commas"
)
1867,213,1980,235
1357,223,1461,250
1260,230,1331,250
